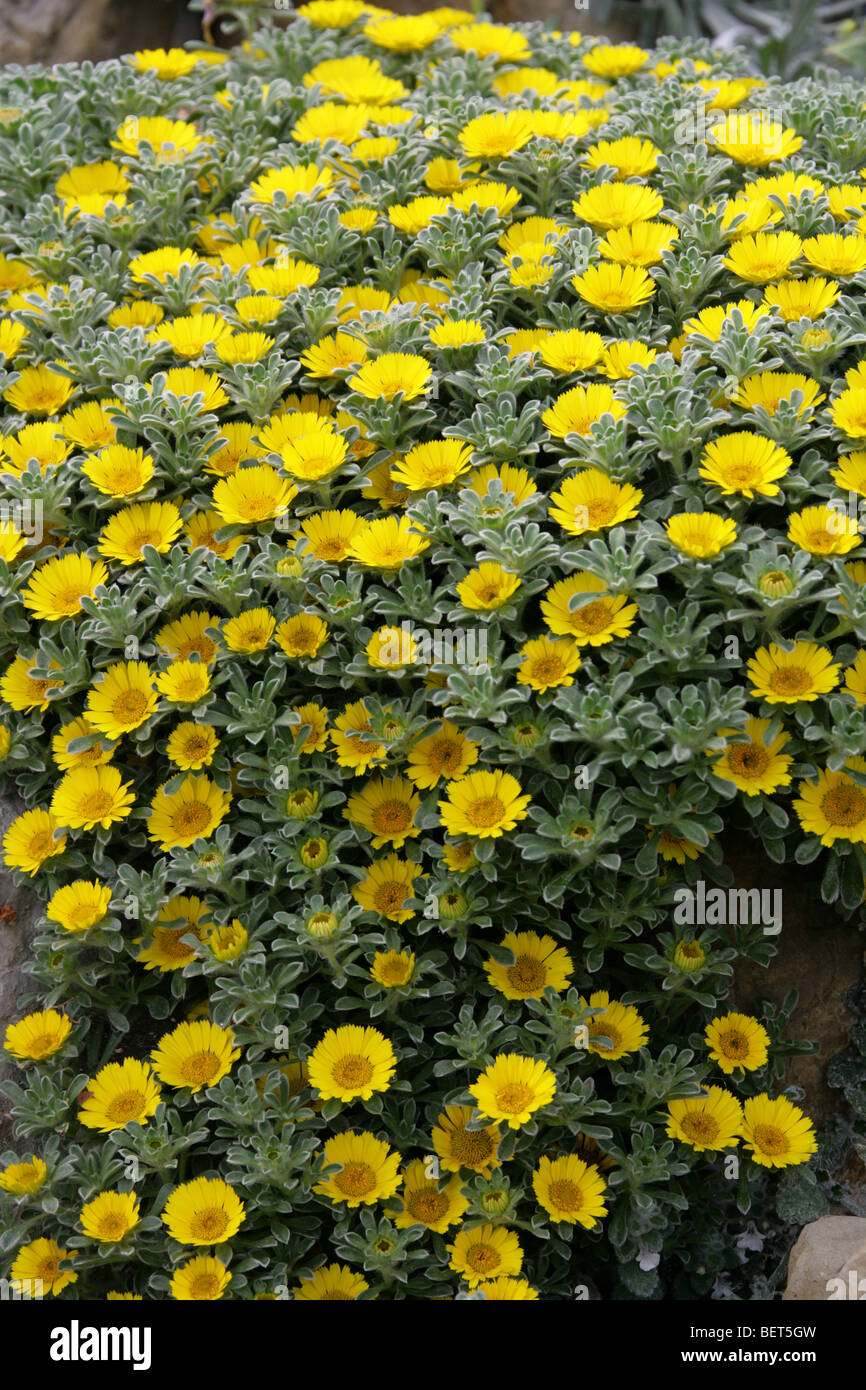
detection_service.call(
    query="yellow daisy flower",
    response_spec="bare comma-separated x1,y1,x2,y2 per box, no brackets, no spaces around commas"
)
387,1159,469,1232
2,808,67,876
532,1154,608,1228
572,262,656,311
470,1053,557,1129
794,757,866,846
549,469,642,536
431,1104,501,1176
78,1058,162,1132
711,717,792,795
665,511,738,558
456,561,521,611
348,352,432,401
582,990,648,1060
313,1130,402,1207
370,948,416,987
406,722,479,788
150,1020,240,1092
307,1024,396,1102
516,636,582,692
293,1263,368,1301
740,1094,817,1168
85,661,157,740
46,879,112,932
788,504,861,555
438,769,530,839
166,722,219,770
572,182,663,229
212,465,296,524
348,515,430,568
0,1155,48,1195
9,1238,77,1297
746,641,839,703
161,1176,246,1245
722,230,802,282
147,774,231,851
171,1255,232,1301
4,1008,72,1061
542,383,626,438
343,775,421,848
705,1013,770,1075
484,931,573,1001
447,1224,523,1287
698,432,792,498
352,855,423,922
50,764,135,831
97,500,183,565
80,1191,140,1243
666,1086,743,1151
541,573,638,646
275,612,330,659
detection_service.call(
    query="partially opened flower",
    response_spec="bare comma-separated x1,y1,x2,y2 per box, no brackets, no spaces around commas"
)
171,1255,232,1301
80,1191,140,1243
313,1130,402,1207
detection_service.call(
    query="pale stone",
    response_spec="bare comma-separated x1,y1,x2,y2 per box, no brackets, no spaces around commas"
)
783,1216,866,1300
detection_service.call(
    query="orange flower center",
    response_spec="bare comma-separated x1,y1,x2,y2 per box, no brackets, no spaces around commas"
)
331,1055,374,1089
679,1111,720,1145
374,883,408,913
180,1051,221,1086
752,1123,788,1156
97,1211,130,1240
717,1030,749,1059
113,688,149,723
335,1162,376,1198
727,743,770,776
768,666,811,695
105,1089,147,1123
79,789,114,820
189,1272,221,1299
372,801,412,835
494,1082,534,1114
172,802,213,835
466,796,505,828
189,1207,230,1241
507,956,546,993
448,1127,494,1166
466,1243,500,1274
549,1179,585,1212
572,599,611,634
406,1189,448,1223
821,783,866,827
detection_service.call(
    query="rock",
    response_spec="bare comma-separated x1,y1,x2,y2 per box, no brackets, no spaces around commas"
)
0,795,43,1149
726,828,863,1130
783,1215,866,1300
0,0,193,68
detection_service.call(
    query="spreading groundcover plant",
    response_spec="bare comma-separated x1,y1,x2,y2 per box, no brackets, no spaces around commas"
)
1,0,866,1302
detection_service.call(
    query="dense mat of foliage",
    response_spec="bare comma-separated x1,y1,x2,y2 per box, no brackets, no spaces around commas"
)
2,3,866,1301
